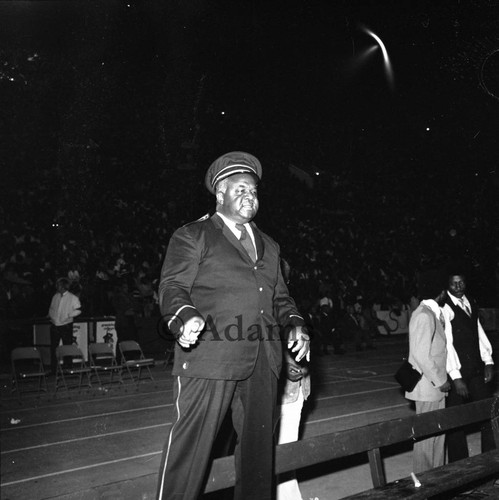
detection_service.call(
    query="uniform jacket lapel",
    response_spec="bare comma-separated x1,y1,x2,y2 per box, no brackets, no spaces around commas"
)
249,222,265,261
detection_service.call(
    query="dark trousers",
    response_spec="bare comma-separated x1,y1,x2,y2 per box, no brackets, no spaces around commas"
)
446,374,495,462
156,344,278,500
50,323,74,373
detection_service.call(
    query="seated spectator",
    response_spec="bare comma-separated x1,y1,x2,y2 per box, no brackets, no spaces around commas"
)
337,299,375,352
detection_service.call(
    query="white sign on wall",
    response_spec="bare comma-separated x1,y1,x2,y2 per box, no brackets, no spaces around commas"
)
95,321,117,354
72,322,88,360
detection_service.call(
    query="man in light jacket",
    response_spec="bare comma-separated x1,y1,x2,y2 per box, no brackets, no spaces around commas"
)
405,271,451,473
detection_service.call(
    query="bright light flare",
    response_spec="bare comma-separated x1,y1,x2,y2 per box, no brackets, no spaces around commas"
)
365,29,389,66
362,27,394,89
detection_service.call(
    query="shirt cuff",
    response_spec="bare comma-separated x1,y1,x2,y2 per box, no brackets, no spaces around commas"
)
168,305,201,336
449,369,462,380
286,315,306,328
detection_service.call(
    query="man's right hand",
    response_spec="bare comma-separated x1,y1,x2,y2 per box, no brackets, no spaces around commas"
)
177,316,205,348
453,378,469,398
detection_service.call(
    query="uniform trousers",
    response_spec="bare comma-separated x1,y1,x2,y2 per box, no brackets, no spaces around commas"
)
157,343,278,500
413,399,445,473
446,374,495,462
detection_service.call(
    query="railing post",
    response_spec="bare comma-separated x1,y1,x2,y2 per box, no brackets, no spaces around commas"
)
367,447,386,488
491,396,499,449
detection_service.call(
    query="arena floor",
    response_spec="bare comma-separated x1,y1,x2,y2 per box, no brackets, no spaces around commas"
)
1,333,498,500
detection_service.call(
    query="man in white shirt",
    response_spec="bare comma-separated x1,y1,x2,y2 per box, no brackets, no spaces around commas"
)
442,272,495,462
48,277,81,373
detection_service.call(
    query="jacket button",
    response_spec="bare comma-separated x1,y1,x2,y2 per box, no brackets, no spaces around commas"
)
182,362,189,370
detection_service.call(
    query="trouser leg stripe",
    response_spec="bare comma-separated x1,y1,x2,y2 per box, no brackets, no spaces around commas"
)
157,376,182,499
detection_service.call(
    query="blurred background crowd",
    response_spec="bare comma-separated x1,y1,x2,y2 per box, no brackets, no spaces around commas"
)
2,2,499,357
2,153,498,328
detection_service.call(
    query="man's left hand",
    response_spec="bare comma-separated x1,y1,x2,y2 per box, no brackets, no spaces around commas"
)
485,364,494,383
287,326,310,363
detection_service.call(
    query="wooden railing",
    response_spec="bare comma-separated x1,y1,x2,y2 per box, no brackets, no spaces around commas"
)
204,397,499,497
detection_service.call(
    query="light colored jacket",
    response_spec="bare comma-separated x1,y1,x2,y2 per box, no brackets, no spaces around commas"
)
405,301,448,402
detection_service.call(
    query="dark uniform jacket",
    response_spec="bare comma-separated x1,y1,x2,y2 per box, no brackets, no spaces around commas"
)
159,213,305,380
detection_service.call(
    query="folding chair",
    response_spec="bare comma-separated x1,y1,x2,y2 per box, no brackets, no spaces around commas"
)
11,347,50,400
88,342,123,388
54,344,92,394
119,340,155,386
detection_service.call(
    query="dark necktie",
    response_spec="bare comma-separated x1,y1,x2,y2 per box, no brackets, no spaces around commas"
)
235,223,257,262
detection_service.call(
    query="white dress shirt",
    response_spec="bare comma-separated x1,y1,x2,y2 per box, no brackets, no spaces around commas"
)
216,212,258,260
48,291,81,326
442,292,494,380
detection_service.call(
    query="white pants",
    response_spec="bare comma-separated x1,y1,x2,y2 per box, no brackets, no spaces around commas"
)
413,399,445,473
276,388,305,500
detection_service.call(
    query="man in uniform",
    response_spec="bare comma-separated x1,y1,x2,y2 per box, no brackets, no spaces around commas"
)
157,151,310,500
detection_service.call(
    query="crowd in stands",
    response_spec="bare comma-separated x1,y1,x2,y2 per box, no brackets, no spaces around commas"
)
1,157,498,327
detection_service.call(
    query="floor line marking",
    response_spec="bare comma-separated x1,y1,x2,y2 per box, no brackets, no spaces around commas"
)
0,388,172,415
2,387,401,433
308,403,408,424
3,389,402,453
315,386,401,401
1,403,411,487
316,377,400,387
317,362,402,375
1,451,163,487
1,404,171,431
322,375,400,386
2,422,172,455
320,374,397,382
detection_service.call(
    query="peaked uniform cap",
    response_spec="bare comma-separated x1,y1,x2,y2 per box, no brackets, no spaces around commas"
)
205,151,262,194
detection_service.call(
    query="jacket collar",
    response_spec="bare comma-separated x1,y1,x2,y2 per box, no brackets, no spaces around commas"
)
211,213,265,262
445,294,475,320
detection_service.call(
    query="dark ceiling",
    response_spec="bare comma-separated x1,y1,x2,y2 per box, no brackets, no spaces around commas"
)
1,0,498,180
